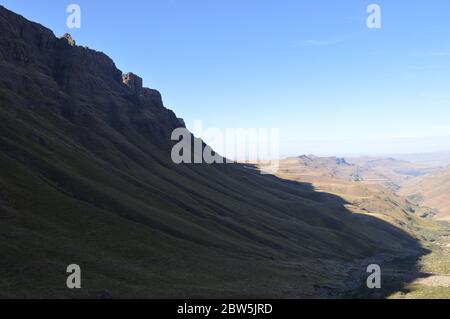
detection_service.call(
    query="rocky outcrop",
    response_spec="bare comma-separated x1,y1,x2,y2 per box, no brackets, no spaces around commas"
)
60,33,75,46
336,158,350,166
177,118,186,128
122,72,143,93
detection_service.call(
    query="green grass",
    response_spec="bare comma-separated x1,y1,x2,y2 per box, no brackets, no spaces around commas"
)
390,285,450,299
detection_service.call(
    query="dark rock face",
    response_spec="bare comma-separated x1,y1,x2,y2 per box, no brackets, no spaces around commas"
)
177,118,186,128
336,158,350,166
60,33,76,46
0,5,183,145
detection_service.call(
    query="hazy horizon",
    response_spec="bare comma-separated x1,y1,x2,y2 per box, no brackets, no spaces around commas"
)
280,149,450,160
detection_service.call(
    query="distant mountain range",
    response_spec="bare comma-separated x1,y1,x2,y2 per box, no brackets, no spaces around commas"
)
273,155,437,220
277,155,449,222
401,166,450,221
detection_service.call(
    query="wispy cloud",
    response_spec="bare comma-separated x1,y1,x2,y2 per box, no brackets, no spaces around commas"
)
412,46,450,57
294,35,352,48
407,64,450,71
420,92,450,99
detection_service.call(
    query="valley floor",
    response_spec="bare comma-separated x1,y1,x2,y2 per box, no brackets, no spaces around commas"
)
335,220,450,298
389,222,450,298
256,157,450,299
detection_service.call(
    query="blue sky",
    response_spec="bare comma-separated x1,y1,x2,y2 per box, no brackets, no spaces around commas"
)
2,0,450,157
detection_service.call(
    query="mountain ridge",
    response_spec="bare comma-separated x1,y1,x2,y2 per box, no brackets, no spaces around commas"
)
0,5,425,298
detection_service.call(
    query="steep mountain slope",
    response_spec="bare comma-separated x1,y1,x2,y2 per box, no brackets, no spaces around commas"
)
0,6,423,298
400,166,450,221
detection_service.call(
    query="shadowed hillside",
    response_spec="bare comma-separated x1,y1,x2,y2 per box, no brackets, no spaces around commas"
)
0,6,426,298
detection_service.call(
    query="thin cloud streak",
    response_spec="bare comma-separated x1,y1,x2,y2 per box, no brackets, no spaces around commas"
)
412,47,450,57
294,35,353,48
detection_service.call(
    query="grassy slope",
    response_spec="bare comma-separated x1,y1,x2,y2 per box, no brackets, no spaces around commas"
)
0,6,424,298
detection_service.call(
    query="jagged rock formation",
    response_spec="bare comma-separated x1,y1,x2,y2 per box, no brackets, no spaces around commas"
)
122,72,143,93
0,5,423,299
177,117,186,128
61,33,75,46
